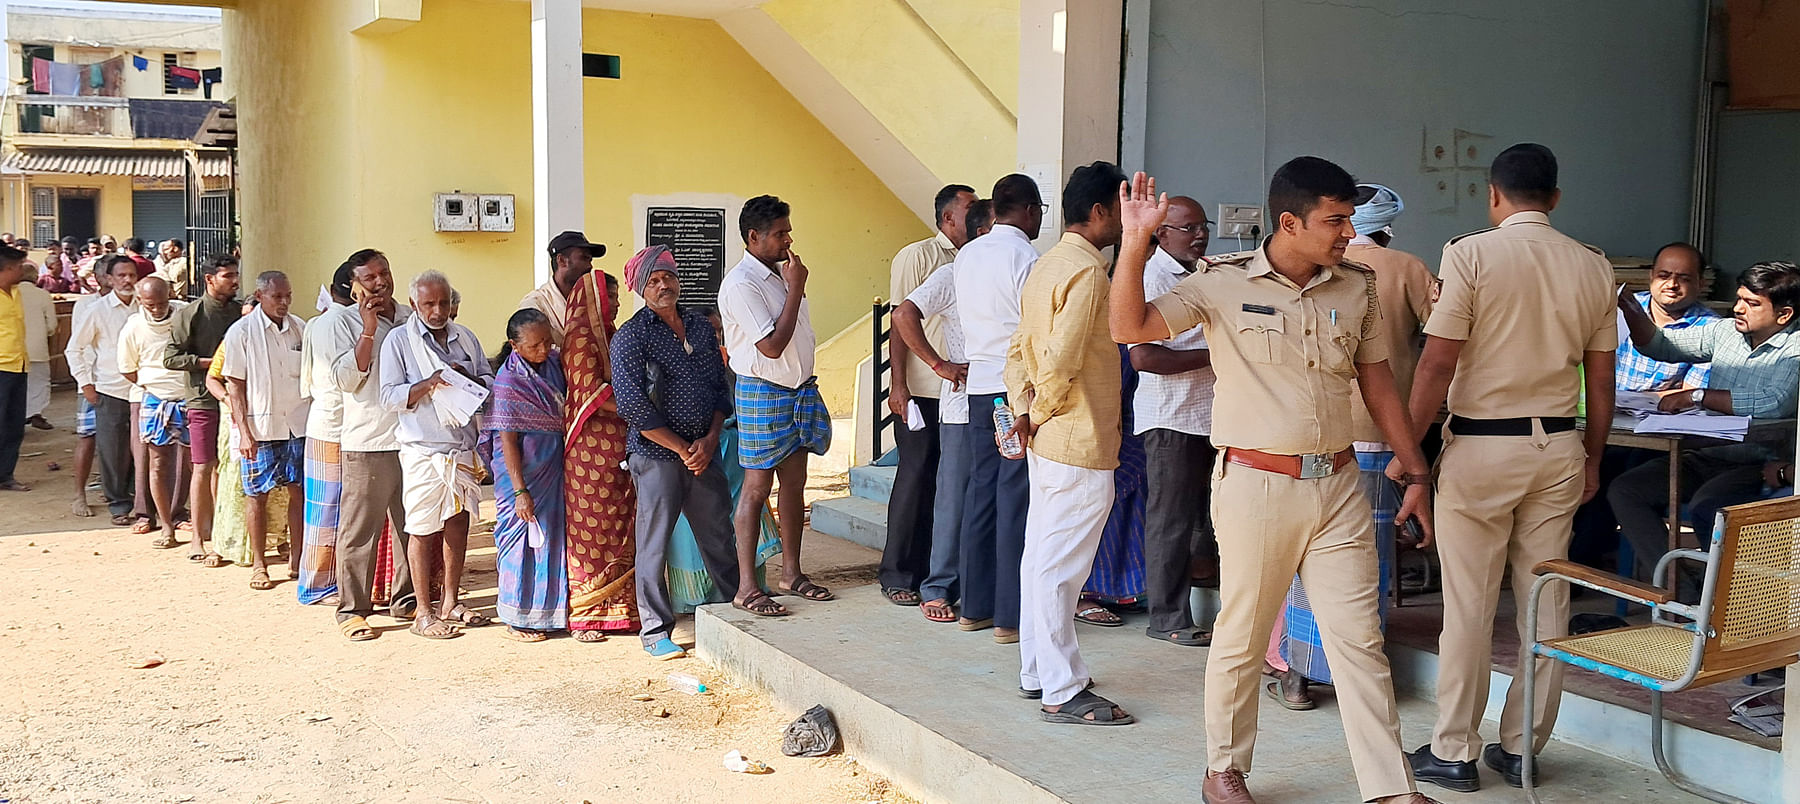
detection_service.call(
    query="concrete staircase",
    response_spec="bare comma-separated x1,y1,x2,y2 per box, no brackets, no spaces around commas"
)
811,465,893,552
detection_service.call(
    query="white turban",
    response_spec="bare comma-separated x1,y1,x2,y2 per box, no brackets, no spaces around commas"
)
1351,183,1403,237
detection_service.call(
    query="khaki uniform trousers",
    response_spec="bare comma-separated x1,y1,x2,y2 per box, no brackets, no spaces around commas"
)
1430,425,1583,761
1206,457,1414,802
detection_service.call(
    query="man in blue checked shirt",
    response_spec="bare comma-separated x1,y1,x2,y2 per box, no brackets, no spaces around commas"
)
1571,243,1716,565
1608,260,1800,585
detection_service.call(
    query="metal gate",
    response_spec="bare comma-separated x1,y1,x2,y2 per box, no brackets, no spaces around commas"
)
184,149,236,296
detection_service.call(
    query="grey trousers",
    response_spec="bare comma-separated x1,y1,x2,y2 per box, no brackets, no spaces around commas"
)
632,455,740,647
336,450,415,619
93,393,134,517
1143,428,1217,634
919,422,969,604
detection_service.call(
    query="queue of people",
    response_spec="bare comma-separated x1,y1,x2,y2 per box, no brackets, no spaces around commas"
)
1,140,1795,804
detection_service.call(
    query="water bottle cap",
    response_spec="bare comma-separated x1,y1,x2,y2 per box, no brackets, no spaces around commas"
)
993,398,1005,407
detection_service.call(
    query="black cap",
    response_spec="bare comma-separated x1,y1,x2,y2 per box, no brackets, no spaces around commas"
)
548,230,605,258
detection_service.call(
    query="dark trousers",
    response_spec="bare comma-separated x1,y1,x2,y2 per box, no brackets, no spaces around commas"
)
879,396,940,591
93,393,134,517
0,370,24,484
960,392,1029,628
337,450,415,619
632,455,741,646
1607,451,1768,582
1143,428,1217,633
1569,446,1656,567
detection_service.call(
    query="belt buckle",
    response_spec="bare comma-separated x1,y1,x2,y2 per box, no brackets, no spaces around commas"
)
1298,453,1335,480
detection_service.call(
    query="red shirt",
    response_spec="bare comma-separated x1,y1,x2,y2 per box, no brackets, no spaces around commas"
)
129,255,156,281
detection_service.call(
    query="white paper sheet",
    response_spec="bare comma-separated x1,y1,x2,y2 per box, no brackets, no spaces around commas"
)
433,368,490,428
1632,411,1750,441
905,399,926,431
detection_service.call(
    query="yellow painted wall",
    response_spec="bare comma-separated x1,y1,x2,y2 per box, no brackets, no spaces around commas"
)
227,0,924,381
21,174,135,241
907,0,1019,116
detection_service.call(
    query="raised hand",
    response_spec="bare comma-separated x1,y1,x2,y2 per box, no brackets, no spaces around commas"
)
1120,171,1171,237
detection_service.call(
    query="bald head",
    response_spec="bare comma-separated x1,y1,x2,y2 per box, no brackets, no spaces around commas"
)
1157,195,1210,268
1648,241,1706,315
136,275,172,319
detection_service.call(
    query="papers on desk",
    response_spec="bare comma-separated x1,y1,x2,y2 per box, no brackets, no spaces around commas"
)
1615,391,1664,415
1632,410,1751,441
432,369,489,428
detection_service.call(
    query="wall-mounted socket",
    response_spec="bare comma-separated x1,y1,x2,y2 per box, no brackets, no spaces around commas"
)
1218,203,1262,239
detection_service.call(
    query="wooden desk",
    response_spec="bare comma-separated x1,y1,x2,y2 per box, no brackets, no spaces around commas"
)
1589,413,1796,553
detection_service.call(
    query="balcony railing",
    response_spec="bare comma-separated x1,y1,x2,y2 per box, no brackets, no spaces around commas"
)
7,95,130,138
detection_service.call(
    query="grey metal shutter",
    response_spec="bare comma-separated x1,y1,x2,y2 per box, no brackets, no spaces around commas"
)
131,190,186,244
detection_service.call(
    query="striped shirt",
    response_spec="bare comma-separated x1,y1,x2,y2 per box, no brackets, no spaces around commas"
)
1643,320,1800,419
1616,292,1715,392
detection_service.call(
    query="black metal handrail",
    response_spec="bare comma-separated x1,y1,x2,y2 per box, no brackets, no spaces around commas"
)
871,298,896,460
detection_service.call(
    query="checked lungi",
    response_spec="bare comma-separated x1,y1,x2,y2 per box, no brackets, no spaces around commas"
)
735,375,832,471
297,439,343,604
139,394,188,447
241,437,305,496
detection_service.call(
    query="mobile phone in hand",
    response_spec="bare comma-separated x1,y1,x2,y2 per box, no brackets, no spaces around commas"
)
1397,516,1424,548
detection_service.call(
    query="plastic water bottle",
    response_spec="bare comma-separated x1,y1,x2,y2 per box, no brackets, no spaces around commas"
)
667,673,708,695
993,398,1024,459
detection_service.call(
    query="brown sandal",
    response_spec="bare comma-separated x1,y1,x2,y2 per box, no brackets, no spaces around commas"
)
732,590,790,617
338,616,377,642
248,568,274,591
573,630,607,643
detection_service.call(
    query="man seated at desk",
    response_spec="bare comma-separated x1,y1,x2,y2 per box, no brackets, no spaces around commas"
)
1571,243,1716,565
1608,260,1800,585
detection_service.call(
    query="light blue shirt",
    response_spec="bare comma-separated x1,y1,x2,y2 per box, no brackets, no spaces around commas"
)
378,317,493,452
1644,319,1800,419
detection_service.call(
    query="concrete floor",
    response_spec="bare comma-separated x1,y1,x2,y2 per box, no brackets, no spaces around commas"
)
701,584,1711,804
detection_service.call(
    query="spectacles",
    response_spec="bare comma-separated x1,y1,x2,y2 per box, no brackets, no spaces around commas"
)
1159,222,1214,235
1035,203,1050,214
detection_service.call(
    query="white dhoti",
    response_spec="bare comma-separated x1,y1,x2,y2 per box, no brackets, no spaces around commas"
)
399,446,483,536
26,362,50,418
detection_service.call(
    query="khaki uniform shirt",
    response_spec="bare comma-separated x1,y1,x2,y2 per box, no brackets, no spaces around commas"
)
890,231,958,399
1423,211,1614,419
1004,232,1120,471
1150,243,1389,456
1346,241,1435,444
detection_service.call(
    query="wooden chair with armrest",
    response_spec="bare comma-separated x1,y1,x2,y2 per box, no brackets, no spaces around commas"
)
1522,495,1800,804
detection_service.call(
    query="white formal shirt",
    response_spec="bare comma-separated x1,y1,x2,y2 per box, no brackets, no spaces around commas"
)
65,290,137,401
221,309,308,441
116,304,190,402
1133,247,1216,436
952,223,1038,395
302,301,350,442
904,259,968,424
718,252,816,389
321,301,413,452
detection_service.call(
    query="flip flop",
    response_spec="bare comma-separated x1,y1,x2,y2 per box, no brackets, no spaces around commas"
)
0,479,30,492
957,617,993,632
1040,690,1135,726
883,587,922,607
573,630,607,643
201,553,228,568
777,576,834,601
338,616,378,642
504,627,549,643
1074,605,1124,627
920,599,957,623
732,590,790,617
150,534,180,550
109,513,135,526
130,520,154,535
1147,626,1211,646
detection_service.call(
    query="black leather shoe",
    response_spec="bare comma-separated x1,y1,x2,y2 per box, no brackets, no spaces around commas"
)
1408,744,1479,793
1483,743,1531,788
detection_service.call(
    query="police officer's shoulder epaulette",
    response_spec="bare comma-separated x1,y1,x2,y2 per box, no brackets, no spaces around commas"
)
1337,257,1374,274
1446,227,1497,246
1201,251,1254,272
1578,241,1606,257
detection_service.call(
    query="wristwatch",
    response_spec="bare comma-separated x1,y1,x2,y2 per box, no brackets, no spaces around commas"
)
1690,388,1705,407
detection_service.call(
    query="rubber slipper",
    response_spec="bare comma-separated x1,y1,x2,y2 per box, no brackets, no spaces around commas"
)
1075,605,1124,627
920,599,957,623
1040,690,1135,726
956,617,993,632
883,587,922,607
1265,677,1316,711
1147,626,1211,646
505,627,549,643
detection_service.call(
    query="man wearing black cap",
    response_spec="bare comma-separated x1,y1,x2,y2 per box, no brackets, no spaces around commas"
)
519,230,604,346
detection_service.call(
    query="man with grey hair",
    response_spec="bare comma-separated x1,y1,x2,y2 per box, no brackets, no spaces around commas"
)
381,270,493,639
221,270,309,592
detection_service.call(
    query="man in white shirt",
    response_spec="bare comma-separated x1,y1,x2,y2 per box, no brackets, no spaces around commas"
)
518,230,603,346
717,195,832,617
19,265,58,430
297,264,356,607
950,174,1044,643
65,254,141,523
118,276,191,550
326,249,419,636
221,271,309,592
1131,195,1220,648
880,183,976,608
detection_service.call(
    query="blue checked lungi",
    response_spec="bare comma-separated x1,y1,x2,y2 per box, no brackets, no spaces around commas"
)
76,397,96,437
1281,449,1397,685
241,437,306,497
297,439,343,604
735,375,832,471
138,394,189,447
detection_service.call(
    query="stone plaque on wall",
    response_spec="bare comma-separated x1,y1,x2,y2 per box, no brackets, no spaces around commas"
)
645,206,727,309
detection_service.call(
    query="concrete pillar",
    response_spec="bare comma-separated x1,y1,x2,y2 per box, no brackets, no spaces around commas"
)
531,0,584,284
1016,0,1122,251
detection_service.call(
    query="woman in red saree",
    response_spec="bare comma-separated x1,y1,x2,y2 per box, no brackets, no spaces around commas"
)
562,271,639,639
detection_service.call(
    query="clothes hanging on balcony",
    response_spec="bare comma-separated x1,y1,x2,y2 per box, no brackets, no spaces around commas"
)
201,68,223,99
168,65,201,90
47,62,79,96
132,55,149,72
30,57,50,93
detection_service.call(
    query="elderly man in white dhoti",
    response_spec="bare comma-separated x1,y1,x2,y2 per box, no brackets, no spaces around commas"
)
379,270,495,639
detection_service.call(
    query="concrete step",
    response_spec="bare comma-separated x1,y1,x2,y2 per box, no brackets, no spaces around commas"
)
810,495,887,552
849,464,896,503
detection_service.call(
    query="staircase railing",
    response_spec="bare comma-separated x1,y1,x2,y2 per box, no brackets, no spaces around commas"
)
871,298,896,460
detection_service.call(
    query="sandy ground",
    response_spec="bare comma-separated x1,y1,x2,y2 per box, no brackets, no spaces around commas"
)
0,390,900,804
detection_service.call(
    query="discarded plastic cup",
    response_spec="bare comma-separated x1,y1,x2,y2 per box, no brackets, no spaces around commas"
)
667,672,708,695
723,749,770,774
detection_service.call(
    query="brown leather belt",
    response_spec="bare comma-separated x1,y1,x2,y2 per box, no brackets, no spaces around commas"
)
1225,447,1356,480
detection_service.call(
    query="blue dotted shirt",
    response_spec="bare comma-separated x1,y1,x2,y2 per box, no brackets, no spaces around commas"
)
610,306,734,462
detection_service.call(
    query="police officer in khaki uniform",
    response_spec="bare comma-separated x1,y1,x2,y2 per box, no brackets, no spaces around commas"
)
1111,159,1439,804
1402,143,1616,792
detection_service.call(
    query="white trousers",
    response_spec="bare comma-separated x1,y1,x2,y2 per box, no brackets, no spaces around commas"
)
1019,449,1115,706
26,362,49,418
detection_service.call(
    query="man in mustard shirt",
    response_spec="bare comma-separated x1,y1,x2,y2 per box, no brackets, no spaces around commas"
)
1002,161,1129,725
0,242,31,491
1111,159,1437,804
